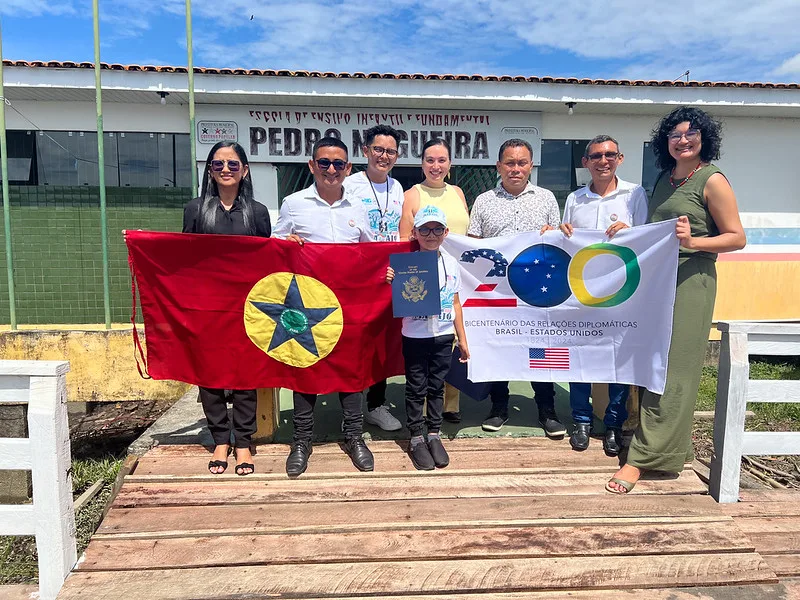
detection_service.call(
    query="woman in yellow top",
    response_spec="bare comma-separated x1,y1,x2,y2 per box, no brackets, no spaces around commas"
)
400,138,470,422
400,138,469,238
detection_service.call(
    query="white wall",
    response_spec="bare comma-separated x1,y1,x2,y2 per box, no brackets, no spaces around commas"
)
541,112,800,219
6,101,189,133
7,99,799,221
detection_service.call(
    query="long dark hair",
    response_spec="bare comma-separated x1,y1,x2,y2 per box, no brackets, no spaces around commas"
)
198,141,256,234
651,106,723,171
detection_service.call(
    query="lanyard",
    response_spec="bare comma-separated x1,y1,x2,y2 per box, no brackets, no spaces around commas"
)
438,251,447,292
367,174,390,232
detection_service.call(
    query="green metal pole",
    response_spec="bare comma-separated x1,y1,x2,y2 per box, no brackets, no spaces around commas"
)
93,0,111,328
0,20,17,330
186,0,197,194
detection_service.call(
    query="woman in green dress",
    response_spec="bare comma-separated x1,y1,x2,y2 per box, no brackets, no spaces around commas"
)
607,106,746,494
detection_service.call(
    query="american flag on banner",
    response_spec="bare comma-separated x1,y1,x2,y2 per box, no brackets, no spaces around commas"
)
529,348,570,370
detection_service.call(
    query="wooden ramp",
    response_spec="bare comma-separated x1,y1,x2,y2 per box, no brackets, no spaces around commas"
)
58,438,786,599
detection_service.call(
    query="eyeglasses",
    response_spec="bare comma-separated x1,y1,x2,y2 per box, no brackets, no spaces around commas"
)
417,225,445,237
586,152,620,161
667,129,700,143
316,158,348,171
369,146,398,158
210,159,241,172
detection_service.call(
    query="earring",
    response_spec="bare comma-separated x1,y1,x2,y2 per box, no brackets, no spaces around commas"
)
446,170,451,181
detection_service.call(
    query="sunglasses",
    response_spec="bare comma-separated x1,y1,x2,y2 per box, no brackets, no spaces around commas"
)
210,159,241,172
417,225,445,237
316,158,348,171
586,152,620,161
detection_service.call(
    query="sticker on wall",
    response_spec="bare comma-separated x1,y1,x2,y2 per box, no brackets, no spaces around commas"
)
198,121,238,144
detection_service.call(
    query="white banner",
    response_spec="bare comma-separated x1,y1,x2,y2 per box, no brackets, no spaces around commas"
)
442,220,679,394
196,105,542,165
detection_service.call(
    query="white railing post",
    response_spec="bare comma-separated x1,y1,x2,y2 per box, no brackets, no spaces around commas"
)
0,360,74,600
709,329,750,503
709,321,800,503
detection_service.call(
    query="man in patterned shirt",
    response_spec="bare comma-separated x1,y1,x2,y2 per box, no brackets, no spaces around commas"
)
467,138,566,438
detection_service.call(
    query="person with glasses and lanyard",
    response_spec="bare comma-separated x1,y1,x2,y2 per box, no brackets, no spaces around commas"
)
273,136,375,477
182,141,271,476
545,135,647,457
344,125,405,432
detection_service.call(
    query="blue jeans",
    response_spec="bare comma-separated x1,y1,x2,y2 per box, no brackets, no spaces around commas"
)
569,383,629,429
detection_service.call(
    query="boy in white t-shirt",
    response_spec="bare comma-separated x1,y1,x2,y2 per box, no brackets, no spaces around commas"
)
553,134,647,457
385,205,469,471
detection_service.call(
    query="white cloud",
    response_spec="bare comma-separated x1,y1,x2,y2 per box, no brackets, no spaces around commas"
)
14,0,799,82
775,53,800,76
0,0,74,16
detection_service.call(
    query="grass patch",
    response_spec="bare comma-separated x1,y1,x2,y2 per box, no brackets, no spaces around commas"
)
696,357,800,427
0,455,122,585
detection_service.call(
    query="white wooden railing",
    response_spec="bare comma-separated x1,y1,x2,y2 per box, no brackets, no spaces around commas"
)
0,360,76,599
709,322,800,503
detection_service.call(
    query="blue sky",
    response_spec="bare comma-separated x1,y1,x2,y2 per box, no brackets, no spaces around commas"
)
2,0,800,83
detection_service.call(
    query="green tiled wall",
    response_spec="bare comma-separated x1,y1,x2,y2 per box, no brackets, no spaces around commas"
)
0,186,192,324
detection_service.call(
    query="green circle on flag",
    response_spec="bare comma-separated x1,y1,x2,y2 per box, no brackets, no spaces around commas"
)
280,308,309,335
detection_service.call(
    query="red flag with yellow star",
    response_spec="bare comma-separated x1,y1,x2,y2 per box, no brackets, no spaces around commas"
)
126,231,407,394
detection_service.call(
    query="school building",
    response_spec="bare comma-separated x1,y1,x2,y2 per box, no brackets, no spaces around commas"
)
2,60,798,327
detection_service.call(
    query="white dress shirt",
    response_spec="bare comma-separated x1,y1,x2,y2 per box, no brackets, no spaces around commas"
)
562,178,648,230
273,183,373,243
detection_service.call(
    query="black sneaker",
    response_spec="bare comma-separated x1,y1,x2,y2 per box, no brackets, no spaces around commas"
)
409,440,435,471
539,409,566,438
427,436,449,468
481,413,508,432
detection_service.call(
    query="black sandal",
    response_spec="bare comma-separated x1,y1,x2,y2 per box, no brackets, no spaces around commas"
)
235,462,255,476
208,459,228,474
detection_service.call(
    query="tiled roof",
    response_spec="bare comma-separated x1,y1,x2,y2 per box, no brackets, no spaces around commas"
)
4,60,799,89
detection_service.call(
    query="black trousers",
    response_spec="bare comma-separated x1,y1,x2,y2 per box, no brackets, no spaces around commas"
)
198,387,257,448
366,379,387,411
293,391,363,442
402,334,454,436
488,381,556,416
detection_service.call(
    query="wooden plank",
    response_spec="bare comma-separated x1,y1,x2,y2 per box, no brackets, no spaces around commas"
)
78,520,753,571
98,494,723,536
0,360,69,377
747,380,800,403
132,447,622,477
741,432,800,455
780,577,800,600
55,553,777,599
737,490,800,503
0,437,32,470
763,554,800,577
0,376,30,404
709,330,749,503
142,438,605,457
72,480,104,512
719,322,800,335
724,501,800,518
735,518,800,554
297,586,795,600
0,505,35,535
112,469,706,508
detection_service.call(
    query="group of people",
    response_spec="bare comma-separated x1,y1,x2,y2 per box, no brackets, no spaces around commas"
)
184,105,746,494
